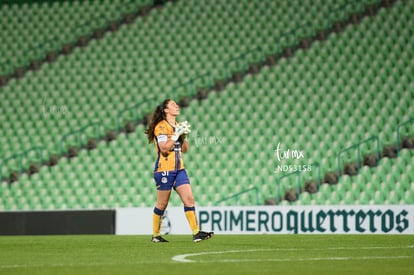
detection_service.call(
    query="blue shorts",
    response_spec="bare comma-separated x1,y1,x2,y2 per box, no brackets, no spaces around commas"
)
153,169,190,191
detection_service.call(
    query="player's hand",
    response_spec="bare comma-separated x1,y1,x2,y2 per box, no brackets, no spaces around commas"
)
178,121,191,134
171,124,184,141
178,134,187,144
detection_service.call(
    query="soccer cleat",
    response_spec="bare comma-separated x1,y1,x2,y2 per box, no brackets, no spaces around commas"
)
151,235,169,243
193,231,214,243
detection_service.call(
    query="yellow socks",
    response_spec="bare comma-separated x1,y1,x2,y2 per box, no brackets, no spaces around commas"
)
152,207,164,236
184,206,199,235
154,206,199,236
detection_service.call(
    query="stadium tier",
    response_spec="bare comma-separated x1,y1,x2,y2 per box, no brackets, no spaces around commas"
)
289,148,414,206
0,0,413,210
0,0,153,75
274,0,413,204
1,0,367,163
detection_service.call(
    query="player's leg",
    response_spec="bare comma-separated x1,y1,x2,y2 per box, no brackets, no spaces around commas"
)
152,172,173,242
175,169,214,242
175,183,197,233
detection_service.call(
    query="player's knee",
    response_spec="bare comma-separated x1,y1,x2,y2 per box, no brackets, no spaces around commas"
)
182,195,194,206
156,200,169,210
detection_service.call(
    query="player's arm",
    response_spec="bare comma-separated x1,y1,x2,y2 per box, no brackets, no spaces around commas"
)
178,121,190,153
157,125,185,155
180,135,188,153
157,138,175,155
158,136,188,154
156,133,174,155
156,122,190,154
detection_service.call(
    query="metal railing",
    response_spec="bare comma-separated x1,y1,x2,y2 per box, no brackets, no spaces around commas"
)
337,136,381,180
0,146,43,183
60,122,102,157
215,186,259,206
396,118,414,155
275,115,412,205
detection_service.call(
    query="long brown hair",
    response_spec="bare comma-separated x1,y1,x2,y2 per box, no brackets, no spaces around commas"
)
145,99,171,143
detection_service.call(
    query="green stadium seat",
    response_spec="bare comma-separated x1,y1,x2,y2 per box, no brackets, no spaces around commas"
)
1,0,413,210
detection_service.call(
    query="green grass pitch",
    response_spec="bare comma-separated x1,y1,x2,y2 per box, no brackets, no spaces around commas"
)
0,235,413,274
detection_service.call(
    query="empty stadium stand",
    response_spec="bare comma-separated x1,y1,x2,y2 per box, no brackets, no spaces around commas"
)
0,0,412,210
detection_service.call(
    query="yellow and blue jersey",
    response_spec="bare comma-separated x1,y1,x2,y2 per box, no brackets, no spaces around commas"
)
153,120,185,172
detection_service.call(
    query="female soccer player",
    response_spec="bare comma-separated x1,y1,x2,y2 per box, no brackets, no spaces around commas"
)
145,99,214,242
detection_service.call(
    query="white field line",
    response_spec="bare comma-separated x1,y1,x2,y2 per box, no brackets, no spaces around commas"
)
193,255,411,263
172,249,273,263
1,246,412,269
172,245,414,263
